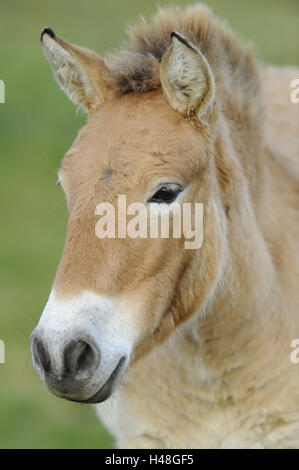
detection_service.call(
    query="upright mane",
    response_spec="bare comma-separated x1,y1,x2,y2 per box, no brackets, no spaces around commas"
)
107,3,261,119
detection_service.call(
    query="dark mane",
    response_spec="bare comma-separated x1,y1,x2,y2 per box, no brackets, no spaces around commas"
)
107,3,261,113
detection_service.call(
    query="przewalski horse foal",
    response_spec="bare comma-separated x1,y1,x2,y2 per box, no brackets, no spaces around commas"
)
31,4,299,448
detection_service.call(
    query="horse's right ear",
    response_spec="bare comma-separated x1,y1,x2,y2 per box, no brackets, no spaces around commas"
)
41,27,112,111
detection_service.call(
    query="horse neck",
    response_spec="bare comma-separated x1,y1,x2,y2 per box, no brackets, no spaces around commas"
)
166,130,294,404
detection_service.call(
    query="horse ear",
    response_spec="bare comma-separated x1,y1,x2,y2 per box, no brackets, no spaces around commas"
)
41,27,112,111
160,31,215,119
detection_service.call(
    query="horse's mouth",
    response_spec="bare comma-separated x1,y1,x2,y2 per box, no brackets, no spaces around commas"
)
73,356,127,404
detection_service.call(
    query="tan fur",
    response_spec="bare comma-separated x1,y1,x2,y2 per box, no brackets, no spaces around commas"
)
42,4,299,448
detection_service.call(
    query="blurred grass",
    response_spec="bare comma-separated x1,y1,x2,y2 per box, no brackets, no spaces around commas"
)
0,0,298,449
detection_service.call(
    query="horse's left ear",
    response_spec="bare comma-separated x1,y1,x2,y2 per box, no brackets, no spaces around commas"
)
160,31,215,119
41,27,112,111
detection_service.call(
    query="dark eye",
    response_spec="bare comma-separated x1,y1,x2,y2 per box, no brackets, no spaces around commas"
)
148,184,183,204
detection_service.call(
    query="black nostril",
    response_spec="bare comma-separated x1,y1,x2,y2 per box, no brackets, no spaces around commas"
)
63,340,98,376
33,339,51,374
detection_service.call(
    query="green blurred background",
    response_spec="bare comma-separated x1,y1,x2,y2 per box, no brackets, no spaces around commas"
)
0,0,298,449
